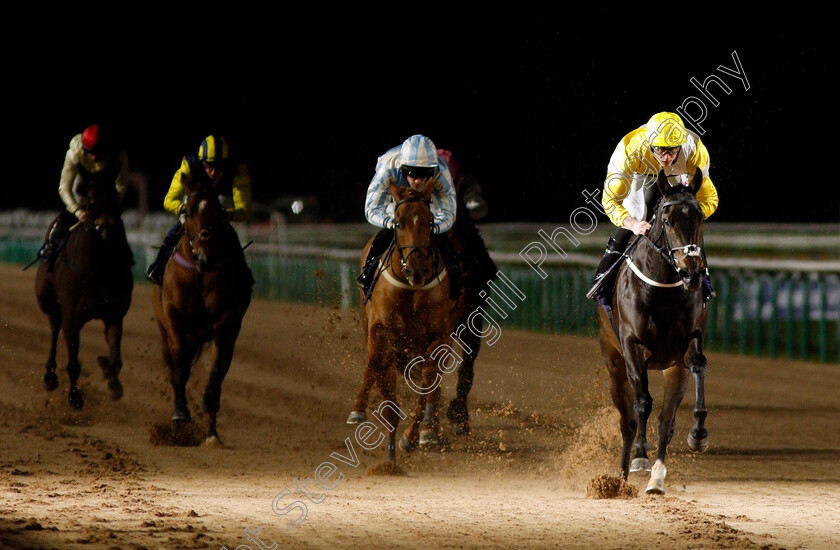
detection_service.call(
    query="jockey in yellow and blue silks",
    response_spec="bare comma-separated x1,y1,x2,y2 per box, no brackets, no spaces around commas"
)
587,112,719,304
37,124,133,269
145,134,253,285
357,134,462,298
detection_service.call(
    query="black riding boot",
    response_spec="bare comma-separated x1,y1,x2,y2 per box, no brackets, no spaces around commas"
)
37,211,75,271
433,234,462,300
356,228,394,293
702,268,716,302
585,230,631,305
146,223,181,285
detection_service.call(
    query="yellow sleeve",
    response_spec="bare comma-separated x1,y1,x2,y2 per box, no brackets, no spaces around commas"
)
229,163,252,222
163,157,191,215
688,141,719,219
602,131,655,227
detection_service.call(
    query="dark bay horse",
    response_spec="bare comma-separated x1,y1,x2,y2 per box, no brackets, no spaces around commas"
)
35,175,133,409
442,190,497,435
597,169,710,494
151,185,252,445
348,181,463,462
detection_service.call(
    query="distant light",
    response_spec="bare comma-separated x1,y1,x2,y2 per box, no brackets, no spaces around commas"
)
291,200,304,215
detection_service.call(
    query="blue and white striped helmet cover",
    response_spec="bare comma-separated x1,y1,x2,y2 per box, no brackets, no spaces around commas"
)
398,135,438,168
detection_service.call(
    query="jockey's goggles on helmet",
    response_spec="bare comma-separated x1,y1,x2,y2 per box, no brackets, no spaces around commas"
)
401,166,435,180
651,145,681,155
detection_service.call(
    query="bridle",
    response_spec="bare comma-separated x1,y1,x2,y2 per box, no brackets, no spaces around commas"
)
180,193,230,263
640,194,707,277
391,196,438,276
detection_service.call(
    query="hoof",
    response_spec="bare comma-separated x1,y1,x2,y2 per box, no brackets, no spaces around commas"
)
451,422,470,435
447,399,470,434
645,460,667,495
687,432,709,453
346,411,367,424
419,429,440,447
171,408,191,422
68,389,84,410
399,434,417,453
205,435,223,447
43,371,59,392
107,378,124,401
630,457,651,472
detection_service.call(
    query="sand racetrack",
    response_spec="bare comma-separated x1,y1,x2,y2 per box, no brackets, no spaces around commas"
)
1,262,838,549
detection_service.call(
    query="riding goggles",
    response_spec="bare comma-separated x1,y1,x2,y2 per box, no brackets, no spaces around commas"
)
401,166,435,180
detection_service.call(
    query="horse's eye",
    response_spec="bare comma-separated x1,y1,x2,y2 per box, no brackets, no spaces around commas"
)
393,220,401,229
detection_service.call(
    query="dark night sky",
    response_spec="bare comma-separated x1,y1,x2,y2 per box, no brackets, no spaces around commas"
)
7,18,837,225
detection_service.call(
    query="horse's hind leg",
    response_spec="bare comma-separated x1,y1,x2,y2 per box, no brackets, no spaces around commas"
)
607,362,637,479
646,366,690,494
686,346,709,453
447,322,480,435
98,319,124,400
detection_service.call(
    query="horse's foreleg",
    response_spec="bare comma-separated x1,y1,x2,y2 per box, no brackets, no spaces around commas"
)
36,270,61,392
646,366,690,494
203,319,242,445
686,345,709,453
419,352,444,447
348,365,376,424
44,309,62,392
62,322,84,410
372,358,399,462
169,340,197,423
623,341,652,473
98,320,124,400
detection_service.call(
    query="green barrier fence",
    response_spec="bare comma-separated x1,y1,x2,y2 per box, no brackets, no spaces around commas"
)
3,238,837,364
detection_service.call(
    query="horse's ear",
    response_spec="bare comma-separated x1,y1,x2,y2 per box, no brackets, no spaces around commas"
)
387,180,401,201
420,179,435,200
655,169,669,197
690,168,703,194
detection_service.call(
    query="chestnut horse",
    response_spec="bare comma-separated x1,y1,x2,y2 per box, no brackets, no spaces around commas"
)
348,182,462,462
35,174,133,409
597,169,710,494
152,185,252,445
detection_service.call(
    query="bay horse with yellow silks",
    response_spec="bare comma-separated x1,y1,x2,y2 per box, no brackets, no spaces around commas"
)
597,169,711,494
152,181,252,445
34,171,133,409
348,181,464,462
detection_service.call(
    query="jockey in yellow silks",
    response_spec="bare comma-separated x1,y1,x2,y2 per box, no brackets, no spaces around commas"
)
587,112,719,304
145,134,253,285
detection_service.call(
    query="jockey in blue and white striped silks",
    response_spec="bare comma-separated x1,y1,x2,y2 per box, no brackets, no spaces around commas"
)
364,135,458,234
